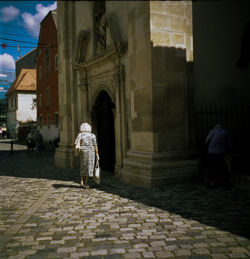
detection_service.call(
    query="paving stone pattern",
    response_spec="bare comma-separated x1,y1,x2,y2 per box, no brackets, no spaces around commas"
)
0,140,250,258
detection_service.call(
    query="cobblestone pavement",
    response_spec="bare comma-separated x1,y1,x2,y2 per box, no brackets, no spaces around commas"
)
0,139,250,259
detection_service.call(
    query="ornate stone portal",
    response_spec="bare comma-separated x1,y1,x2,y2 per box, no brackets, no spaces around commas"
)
74,42,127,175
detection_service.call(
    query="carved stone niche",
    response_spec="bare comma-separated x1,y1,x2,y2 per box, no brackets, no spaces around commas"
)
95,12,121,53
95,12,122,53
96,13,108,54
73,30,90,67
93,1,108,55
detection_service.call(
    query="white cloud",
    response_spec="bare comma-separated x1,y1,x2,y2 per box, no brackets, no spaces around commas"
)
0,54,15,70
22,2,57,38
0,5,20,22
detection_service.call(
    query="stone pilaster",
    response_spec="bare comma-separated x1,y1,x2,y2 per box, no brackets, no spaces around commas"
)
122,1,198,188
114,61,127,176
54,1,78,168
76,69,89,124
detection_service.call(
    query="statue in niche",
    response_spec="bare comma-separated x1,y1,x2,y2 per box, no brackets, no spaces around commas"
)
94,2,108,54
98,13,108,52
73,30,90,65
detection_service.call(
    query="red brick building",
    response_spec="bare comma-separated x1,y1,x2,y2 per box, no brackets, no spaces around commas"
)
36,10,59,143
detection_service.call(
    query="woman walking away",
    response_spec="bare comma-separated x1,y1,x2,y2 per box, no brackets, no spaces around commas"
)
75,122,99,189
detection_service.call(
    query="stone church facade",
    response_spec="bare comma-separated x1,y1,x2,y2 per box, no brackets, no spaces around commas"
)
54,1,250,188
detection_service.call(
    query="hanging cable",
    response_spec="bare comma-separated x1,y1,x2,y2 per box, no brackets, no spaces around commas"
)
0,37,38,45
0,45,34,48
0,32,33,38
0,44,57,48
0,37,57,47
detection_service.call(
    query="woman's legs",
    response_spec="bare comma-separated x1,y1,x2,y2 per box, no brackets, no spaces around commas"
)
80,176,84,187
80,176,89,188
85,176,89,188
80,151,91,188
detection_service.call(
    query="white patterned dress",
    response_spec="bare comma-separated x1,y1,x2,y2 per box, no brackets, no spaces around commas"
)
75,132,97,177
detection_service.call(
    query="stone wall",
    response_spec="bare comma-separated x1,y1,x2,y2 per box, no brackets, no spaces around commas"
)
55,1,198,188
122,1,198,188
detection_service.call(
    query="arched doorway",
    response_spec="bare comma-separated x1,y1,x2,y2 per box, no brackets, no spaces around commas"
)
92,91,116,173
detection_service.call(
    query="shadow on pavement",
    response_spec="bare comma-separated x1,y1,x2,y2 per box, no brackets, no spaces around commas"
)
0,149,80,183
52,183,82,189
1,149,250,241
96,173,250,241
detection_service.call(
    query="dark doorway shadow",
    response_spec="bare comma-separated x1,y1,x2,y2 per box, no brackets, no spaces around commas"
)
92,90,116,173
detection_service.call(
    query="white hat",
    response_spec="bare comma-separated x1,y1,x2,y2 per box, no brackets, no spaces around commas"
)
80,122,92,132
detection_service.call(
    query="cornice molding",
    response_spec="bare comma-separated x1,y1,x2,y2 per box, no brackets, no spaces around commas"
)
73,42,127,71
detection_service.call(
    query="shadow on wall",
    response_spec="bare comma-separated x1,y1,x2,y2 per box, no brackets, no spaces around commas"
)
128,45,194,153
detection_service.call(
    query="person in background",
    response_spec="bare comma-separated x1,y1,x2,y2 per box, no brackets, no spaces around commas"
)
26,131,35,153
34,130,43,154
205,124,232,187
75,122,99,189
53,135,60,148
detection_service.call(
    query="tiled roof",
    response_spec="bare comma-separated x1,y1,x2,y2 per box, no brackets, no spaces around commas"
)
6,69,36,96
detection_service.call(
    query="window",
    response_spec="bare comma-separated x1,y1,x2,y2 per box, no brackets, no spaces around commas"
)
46,88,50,107
32,98,36,110
39,114,43,127
39,94,42,108
11,97,16,109
39,66,42,79
55,112,59,127
47,114,50,128
45,46,50,74
54,54,58,70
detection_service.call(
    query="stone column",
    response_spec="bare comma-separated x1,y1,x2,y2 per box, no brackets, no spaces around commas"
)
114,61,127,176
76,69,89,124
54,2,78,168
122,1,198,188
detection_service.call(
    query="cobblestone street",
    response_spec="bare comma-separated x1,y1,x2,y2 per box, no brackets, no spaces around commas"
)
0,139,250,259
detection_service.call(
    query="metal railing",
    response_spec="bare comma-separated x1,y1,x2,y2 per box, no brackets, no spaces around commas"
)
194,105,250,153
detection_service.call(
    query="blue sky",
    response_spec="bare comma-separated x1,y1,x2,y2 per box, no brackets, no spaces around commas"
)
0,1,56,72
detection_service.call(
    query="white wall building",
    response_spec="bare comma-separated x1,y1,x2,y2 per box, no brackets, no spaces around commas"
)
6,69,37,138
